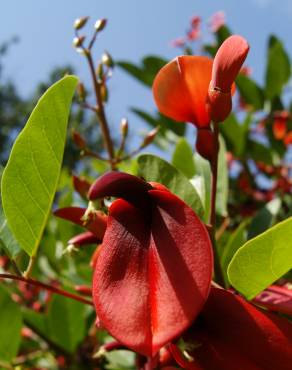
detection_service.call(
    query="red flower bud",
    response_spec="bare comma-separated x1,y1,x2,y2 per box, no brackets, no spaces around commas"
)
72,175,91,199
207,35,249,122
196,128,218,162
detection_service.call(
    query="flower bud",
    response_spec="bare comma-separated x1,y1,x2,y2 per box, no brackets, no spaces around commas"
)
72,175,91,198
206,87,232,123
76,82,87,102
73,36,86,48
94,18,107,32
72,129,86,149
196,128,218,162
141,127,159,148
101,51,114,68
120,118,129,137
74,16,89,30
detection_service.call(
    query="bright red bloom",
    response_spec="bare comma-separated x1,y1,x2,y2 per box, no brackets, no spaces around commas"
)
170,287,292,370
89,172,213,357
153,35,249,128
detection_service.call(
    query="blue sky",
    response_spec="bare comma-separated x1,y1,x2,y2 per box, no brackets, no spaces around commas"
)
1,0,292,145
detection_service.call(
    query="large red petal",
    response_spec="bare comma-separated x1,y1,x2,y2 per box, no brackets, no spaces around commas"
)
148,190,213,355
93,191,213,356
93,199,152,355
172,288,292,370
153,56,212,128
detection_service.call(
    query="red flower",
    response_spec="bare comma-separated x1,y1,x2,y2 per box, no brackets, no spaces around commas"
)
89,172,213,356
273,118,287,140
153,35,249,128
170,287,292,370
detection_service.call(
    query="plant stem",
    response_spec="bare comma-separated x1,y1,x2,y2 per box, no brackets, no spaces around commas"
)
208,122,225,287
0,273,93,306
84,50,116,169
23,255,36,279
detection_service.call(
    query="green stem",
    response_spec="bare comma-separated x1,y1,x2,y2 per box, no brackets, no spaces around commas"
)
208,122,226,287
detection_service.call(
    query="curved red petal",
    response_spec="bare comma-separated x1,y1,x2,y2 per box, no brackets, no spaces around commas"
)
93,190,213,357
180,288,292,370
68,231,100,246
54,207,107,239
88,171,152,209
153,56,212,128
211,35,249,92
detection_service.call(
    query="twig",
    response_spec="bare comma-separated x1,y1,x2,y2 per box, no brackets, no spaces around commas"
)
0,273,93,306
208,122,225,287
83,49,116,169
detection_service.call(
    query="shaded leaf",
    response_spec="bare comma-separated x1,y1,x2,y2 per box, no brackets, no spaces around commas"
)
248,198,281,239
221,221,248,286
23,293,88,354
228,217,292,299
265,35,290,99
131,108,185,137
236,74,265,110
117,55,167,87
0,285,22,362
1,76,78,256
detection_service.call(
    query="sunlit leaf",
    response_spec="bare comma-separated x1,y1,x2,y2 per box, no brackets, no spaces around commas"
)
216,136,229,217
172,138,196,178
228,217,292,299
1,76,78,256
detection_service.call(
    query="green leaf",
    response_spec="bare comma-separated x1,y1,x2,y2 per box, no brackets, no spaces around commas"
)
23,294,88,354
247,139,273,165
221,114,251,158
265,35,290,99
236,74,265,111
216,136,229,217
0,285,22,362
193,154,211,222
221,221,248,286
172,138,196,178
0,167,20,259
248,198,281,239
47,294,87,353
228,217,292,299
117,55,167,87
136,154,204,218
1,76,78,256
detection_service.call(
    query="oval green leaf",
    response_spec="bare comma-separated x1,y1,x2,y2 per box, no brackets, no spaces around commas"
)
137,154,204,218
228,217,292,300
1,76,78,256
